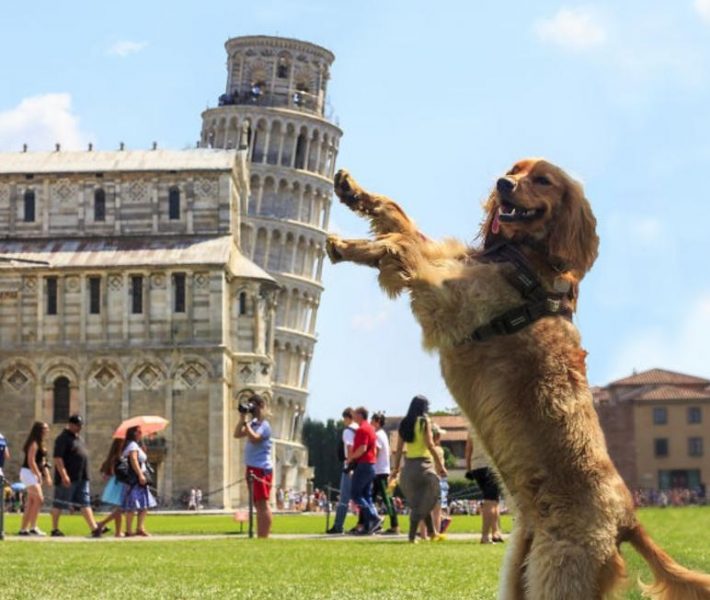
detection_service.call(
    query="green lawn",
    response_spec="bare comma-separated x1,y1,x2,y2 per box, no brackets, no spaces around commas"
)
1,508,709,599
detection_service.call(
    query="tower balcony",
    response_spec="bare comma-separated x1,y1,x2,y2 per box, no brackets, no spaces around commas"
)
218,85,324,117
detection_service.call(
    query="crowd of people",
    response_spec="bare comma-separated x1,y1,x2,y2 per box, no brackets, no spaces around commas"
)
1,393,705,543
0,414,156,537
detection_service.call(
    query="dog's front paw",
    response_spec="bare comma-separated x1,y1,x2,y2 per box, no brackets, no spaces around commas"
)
333,169,361,207
325,235,345,263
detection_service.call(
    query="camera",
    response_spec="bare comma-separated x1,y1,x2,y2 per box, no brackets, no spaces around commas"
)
238,401,256,415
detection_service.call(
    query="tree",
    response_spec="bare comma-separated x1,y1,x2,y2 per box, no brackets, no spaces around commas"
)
302,417,342,490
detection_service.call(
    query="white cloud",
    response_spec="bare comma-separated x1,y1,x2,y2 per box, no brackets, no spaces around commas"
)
0,93,90,151
534,7,607,51
108,40,148,57
351,309,389,332
608,292,710,379
695,0,710,24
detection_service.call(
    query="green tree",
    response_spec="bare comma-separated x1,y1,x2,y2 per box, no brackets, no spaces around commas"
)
302,417,342,490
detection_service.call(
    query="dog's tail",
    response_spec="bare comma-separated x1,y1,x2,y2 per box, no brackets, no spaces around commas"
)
626,523,710,599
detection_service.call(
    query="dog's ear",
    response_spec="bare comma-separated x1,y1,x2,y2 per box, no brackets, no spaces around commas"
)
546,179,599,276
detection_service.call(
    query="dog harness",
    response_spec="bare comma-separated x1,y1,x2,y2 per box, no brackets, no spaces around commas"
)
461,242,573,344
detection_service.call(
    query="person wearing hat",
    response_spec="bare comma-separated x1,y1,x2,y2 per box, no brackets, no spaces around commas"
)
50,414,104,537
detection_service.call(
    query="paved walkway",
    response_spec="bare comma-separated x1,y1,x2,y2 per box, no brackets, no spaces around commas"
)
1,532,499,543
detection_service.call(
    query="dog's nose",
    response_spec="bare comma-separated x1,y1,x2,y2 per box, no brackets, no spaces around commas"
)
497,177,515,194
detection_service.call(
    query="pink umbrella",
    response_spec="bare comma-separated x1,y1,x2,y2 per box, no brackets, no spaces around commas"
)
113,415,169,439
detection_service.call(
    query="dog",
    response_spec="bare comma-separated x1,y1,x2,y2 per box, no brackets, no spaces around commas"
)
326,159,710,600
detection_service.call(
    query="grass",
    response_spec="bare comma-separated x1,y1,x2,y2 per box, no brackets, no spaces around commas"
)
1,507,709,599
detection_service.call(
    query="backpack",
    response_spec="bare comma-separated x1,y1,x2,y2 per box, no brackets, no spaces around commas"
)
0,434,7,468
336,426,356,462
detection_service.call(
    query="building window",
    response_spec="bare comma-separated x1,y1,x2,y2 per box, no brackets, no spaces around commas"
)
46,277,58,315
654,438,669,458
94,188,106,222
168,187,180,220
239,292,247,315
277,63,289,78
653,407,667,425
24,189,36,222
53,376,70,424
89,277,101,314
173,273,186,313
131,275,143,314
688,437,703,457
688,407,702,424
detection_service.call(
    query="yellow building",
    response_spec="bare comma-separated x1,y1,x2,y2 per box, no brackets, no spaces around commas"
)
594,368,710,491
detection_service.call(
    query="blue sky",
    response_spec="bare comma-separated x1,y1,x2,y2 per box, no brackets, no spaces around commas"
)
2,1,710,420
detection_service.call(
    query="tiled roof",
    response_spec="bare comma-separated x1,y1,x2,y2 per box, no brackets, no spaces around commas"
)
0,149,239,175
607,368,710,387
591,386,611,404
632,385,710,402
0,235,275,282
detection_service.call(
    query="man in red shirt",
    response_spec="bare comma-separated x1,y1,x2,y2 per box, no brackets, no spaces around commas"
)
349,406,382,534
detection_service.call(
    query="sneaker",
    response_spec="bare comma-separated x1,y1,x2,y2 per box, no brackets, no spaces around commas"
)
50,529,65,537
431,533,447,542
347,526,364,535
440,517,452,534
326,527,343,535
91,527,104,538
381,527,400,535
18,530,30,536
492,535,505,543
367,518,384,535
29,528,47,537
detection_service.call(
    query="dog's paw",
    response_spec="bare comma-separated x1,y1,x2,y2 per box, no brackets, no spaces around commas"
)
325,235,345,263
333,169,360,207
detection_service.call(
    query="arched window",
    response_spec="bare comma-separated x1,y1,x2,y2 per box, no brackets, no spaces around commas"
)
53,376,70,424
294,133,307,169
94,188,106,222
239,292,247,315
277,63,289,79
24,189,35,222
169,187,180,220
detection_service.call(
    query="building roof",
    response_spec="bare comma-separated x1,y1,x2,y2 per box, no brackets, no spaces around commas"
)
632,385,710,402
607,368,710,387
0,149,240,175
0,236,275,282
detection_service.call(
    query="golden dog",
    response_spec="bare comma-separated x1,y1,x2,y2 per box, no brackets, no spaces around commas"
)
326,159,710,600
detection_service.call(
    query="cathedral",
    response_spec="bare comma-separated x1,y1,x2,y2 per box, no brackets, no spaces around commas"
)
0,35,340,508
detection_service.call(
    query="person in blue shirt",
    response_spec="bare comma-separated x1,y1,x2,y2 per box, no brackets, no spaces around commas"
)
0,432,9,480
234,394,273,538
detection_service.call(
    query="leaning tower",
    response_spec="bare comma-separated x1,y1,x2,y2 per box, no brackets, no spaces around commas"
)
200,35,341,491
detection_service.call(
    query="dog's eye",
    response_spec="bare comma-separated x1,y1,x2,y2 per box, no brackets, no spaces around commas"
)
533,176,551,186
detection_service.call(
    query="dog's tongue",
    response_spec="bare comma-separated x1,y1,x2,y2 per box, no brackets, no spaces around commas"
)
492,212,500,234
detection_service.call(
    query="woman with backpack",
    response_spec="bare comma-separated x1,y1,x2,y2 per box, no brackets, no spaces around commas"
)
96,438,125,537
121,426,156,536
390,395,448,543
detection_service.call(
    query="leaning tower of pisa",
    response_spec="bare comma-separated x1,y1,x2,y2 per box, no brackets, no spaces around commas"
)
200,35,341,490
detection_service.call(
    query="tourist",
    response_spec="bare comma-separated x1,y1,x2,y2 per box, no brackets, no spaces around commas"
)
19,421,51,536
349,406,381,535
0,430,8,481
234,393,273,538
121,426,156,536
97,438,125,537
465,429,503,544
371,412,399,534
50,414,104,537
432,424,451,534
390,395,447,543
326,407,358,534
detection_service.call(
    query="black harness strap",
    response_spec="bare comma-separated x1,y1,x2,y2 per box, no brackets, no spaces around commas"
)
461,243,572,344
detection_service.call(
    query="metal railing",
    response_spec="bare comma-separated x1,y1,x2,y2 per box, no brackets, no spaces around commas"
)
217,87,323,116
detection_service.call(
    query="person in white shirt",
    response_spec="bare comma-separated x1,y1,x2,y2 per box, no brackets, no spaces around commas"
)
326,407,358,534
371,412,399,534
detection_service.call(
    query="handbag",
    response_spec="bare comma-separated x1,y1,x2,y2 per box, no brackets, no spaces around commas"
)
114,456,132,484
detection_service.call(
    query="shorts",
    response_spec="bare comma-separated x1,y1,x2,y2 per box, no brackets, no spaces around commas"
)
246,466,273,502
53,479,91,509
471,467,500,502
20,467,40,487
